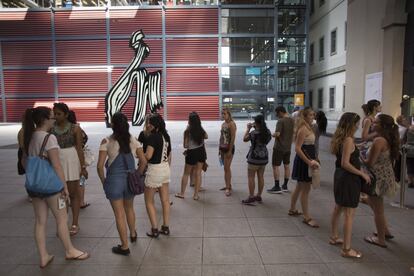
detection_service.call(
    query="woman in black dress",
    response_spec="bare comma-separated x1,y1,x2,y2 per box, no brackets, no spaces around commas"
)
330,112,371,259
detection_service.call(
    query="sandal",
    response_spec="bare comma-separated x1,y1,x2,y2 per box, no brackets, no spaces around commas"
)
69,225,80,236
146,228,159,238
130,230,137,243
160,225,170,236
329,236,344,245
288,210,302,216
220,186,232,191
80,202,90,209
373,232,394,240
364,236,387,248
40,255,54,269
193,195,200,201
302,218,319,228
225,189,232,197
175,193,184,199
242,196,256,205
65,251,90,260
341,248,363,259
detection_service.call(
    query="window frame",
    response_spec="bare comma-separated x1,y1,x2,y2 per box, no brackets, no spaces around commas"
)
310,42,314,64
330,28,337,56
329,86,336,110
319,36,324,61
318,88,323,109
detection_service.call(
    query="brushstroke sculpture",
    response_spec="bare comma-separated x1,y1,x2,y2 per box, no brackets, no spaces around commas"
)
105,30,163,126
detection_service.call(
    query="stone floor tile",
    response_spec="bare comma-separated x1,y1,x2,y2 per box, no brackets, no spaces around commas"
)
248,218,302,237
326,262,398,276
138,265,202,276
202,237,261,265
143,238,202,265
265,264,332,276
204,204,245,218
204,218,252,237
255,237,322,264
202,264,267,276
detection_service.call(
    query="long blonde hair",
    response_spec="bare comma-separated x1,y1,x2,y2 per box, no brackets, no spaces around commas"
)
294,106,313,139
222,107,234,122
330,112,360,155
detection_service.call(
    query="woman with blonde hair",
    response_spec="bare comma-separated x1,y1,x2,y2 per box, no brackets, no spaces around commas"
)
219,108,237,196
330,112,370,258
289,107,320,227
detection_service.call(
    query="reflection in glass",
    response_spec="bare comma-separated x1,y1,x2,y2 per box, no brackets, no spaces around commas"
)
277,0,306,5
221,0,273,3
176,0,218,5
277,37,306,63
221,9,274,34
222,66,274,92
278,8,306,35
277,94,296,114
221,38,274,64
278,66,304,93
222,95,275,120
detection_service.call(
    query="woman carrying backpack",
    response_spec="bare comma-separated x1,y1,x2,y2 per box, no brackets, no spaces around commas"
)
242,114,272,205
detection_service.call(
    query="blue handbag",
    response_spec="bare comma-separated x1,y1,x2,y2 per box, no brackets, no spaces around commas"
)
25,134,64,195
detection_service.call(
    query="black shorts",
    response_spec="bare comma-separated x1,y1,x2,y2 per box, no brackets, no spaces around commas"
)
185,146,207,165
272,149,291,166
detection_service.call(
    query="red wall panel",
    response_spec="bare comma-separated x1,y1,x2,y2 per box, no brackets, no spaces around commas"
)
58,98,106,121
166,9,218,34
0,11,51,37
58,72,108,94
110,39,162,65
3,70,54,95
0,98,3,122
2,41,53,67
166,68,218,92
5,98,55,122
54,10,106,36
166,38,218,64
110,10,162,35
56,40,107,65
167,96,219,120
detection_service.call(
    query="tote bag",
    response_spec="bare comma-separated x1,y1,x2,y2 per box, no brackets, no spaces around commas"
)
25,134,64,195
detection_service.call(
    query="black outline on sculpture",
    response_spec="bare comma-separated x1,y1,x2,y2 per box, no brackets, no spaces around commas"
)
105,30,163,126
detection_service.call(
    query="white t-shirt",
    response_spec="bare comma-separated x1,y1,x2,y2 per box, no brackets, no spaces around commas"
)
28,131,60,157
99,136,142,166
398,125,407,140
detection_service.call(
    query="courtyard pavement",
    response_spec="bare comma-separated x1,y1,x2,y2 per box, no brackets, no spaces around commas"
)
0,121,413,276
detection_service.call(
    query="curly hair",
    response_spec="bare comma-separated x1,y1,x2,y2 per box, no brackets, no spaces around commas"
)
376,114,400,161
330,112,360,155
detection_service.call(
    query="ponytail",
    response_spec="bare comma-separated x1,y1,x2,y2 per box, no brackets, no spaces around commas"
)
23,106,52,154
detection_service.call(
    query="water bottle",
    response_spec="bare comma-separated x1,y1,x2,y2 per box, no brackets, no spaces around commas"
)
219,156,224,167
80,175,86,186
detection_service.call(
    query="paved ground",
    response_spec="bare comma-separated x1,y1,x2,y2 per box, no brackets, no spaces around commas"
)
0,121,413,276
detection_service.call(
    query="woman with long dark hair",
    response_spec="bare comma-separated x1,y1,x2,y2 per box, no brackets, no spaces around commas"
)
362,114,399,248
330,112,370,259
144,113,172,238
51,103,87,236
97,112,146,255
289,107,320,227
242,114,272,204
219,108,237,196
23,107,89,268
176,112,208,200
361,99,381,142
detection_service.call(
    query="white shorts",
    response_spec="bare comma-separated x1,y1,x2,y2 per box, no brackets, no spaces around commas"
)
145,162,170,188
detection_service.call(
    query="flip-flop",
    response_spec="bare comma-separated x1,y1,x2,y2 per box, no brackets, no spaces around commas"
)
174,193,184,199
288,210,302,216
364,236,387,248
329,236,344,245
40,255,54,269
219,187,226,191
69,225,80,236
80,202,90,209
373,232,394,240
302,218,319,228
65,252,90,261
193,195,200,201
199,187,206,192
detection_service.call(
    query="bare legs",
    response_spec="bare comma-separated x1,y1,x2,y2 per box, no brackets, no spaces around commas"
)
290,182,317,225
223,152,234,193
32,194,88,267
193,162,203,200
67,180,81,232
145,183,170,230
178,164,193,198
272,164,290,182
178,163,203,200
367,196,389,246
110,198,135,250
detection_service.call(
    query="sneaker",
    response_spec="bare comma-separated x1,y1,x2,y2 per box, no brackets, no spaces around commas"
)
242,196,256,205
254,195,263,203
267,186,282,194
112,245,130,256
281,184,289,192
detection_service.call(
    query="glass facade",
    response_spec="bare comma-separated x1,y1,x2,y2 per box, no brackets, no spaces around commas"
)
222,2,308,119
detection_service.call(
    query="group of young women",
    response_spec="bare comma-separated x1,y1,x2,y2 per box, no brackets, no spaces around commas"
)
19,101,407,267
